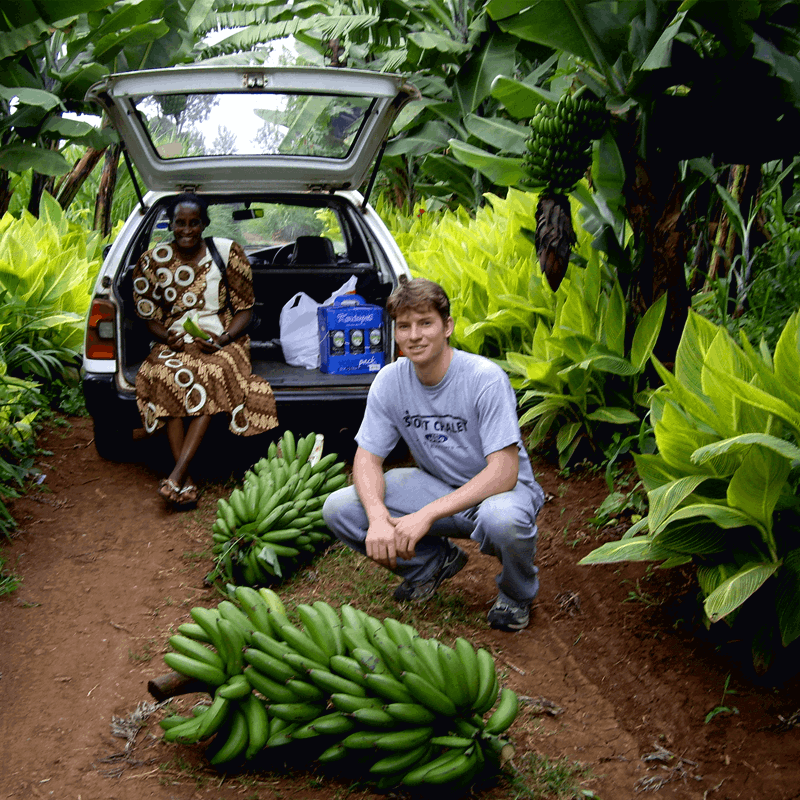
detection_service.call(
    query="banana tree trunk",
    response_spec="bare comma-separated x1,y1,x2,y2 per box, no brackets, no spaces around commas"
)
54,146,107,210
623,151,690,365
708,164,749,281
93,143,121,237
28,171,56,217
0,169,10,217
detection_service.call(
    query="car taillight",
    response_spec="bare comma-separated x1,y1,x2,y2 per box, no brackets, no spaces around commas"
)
86,299,117,360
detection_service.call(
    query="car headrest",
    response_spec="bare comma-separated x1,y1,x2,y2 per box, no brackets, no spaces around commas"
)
290,235,337,266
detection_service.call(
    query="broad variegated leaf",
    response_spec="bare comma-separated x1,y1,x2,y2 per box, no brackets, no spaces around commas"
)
692,433,800,466
647,474,710,533
776,550,800,646
654,521,727,555
674,311,720,396
585,407,640,424
578,537,657,564
772,310,800,398
630,293,666,371
726,446,789,557
658,503,764,537
704,562,780,623
633,453,683,492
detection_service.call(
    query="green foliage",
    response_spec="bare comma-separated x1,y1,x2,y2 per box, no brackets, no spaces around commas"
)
0,551,21,596
0,0,216,181
0,366,41,538
704,674,738,725
382,188,592,358
0,195,104,535
697,160,800,351
505,752,595,800
504,255,666,468
384,190,660,468
580,310,800,671
0,193,104,356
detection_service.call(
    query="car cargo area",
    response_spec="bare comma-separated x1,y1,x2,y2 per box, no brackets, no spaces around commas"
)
116,195,397,400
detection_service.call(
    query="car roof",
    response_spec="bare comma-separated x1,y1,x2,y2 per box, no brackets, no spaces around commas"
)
86,66,419,194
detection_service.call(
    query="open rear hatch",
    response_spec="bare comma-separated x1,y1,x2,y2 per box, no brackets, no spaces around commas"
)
85,66,418,195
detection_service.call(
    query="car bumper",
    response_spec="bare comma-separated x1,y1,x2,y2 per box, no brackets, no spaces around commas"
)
82,373,141,429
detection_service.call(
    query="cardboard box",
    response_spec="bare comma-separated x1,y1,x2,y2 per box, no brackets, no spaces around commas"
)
318,295,385,375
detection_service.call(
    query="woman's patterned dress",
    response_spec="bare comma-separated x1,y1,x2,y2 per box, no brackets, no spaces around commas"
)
132,237,278,436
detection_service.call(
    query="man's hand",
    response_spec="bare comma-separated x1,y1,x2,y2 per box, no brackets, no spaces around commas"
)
365,516,399,569
390,509,435,561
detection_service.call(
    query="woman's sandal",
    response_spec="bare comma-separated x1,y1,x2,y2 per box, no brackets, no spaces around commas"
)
157,478,181,506
174,482,199,510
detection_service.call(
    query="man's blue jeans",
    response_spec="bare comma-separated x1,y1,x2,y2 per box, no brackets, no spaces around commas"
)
322,467,545,604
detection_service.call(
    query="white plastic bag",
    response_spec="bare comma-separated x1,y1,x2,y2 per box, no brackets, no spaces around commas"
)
279,292,321,369
322,275,358,306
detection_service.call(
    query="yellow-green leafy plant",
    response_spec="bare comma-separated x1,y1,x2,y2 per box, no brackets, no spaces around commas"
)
504,254,666,467
0,362,41,538
580,310,800,672
0,193,104,535
0,192,104,362
382,189,594,358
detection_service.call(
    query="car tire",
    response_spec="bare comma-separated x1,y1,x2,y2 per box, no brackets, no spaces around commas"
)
91,417,136,462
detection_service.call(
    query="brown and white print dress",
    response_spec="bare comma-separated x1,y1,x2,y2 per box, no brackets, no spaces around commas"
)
132,237,278,436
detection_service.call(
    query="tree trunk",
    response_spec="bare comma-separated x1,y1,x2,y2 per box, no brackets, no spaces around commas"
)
93,142,121,237
708,164,748,281
0,169,10,217
623,149,690,365
54,146,107,211
28,171,56,217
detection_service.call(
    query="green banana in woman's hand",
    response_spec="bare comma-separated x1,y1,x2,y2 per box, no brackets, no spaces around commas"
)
183,314,211,340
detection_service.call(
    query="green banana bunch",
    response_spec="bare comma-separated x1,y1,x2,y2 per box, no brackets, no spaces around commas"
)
209,430,347,587
522,92,609,195
158,594,520,786
182,313,211,340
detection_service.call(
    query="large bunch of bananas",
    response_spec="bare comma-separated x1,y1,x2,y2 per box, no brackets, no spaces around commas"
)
522,93,608,195
211,430,347,585
159,589,519,787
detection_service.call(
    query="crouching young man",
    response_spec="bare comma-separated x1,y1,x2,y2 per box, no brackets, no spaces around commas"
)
322,277,545,631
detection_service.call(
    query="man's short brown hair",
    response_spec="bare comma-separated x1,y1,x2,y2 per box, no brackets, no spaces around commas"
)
386,276,451,322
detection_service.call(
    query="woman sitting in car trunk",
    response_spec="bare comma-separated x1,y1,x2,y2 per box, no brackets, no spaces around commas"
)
132,192,278,509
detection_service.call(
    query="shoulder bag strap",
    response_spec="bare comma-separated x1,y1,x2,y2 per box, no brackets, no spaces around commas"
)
205,236,233,312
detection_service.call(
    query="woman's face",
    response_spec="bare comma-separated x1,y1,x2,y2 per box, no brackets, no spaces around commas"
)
171,201,206,254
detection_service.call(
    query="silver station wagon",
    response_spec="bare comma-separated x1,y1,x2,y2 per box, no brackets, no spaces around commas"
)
82,66,418,459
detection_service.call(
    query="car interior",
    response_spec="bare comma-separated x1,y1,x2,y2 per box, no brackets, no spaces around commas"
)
115,195,396,390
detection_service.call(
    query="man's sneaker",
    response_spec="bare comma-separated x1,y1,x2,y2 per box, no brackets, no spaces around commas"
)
393,542,468,603
487,595,530,631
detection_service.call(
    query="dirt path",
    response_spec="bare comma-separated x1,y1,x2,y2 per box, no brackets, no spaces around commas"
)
1,416,799,800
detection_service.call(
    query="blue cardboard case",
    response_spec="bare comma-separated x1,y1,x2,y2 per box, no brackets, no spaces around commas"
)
317,295,385,375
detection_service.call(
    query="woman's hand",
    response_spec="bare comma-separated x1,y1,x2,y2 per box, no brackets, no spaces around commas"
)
164,328,185,351
197,333,225,353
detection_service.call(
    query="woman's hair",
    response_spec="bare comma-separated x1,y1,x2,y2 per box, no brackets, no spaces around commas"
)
165,192,211,227
386,276,451,322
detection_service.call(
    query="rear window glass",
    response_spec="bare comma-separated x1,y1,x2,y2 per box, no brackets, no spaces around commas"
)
134,92,374,160
148,202,346,254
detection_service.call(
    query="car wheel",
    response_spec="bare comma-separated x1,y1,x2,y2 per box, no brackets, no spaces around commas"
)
91,417,136,462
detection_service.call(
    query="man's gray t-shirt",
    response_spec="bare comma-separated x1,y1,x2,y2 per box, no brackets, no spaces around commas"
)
356,349,538,494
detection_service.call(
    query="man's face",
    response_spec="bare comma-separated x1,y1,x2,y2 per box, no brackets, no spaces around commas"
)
393,305,454,371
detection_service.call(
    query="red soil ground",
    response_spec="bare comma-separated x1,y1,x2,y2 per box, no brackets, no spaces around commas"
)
1,415,799,800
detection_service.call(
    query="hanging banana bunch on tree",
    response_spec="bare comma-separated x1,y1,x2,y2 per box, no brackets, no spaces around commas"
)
522,90,609,290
